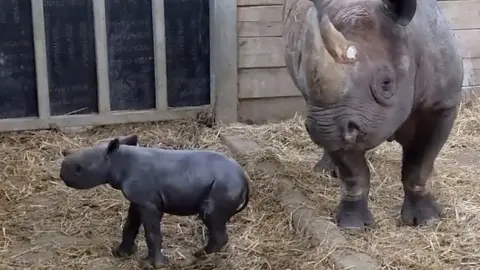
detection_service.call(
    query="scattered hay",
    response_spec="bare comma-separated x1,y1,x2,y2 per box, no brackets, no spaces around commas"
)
1,101,479,270
221,101,480,270
0,117,328,270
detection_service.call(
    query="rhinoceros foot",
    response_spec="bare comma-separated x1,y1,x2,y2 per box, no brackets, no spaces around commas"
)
401,192,444,226
143,253,169,269
111,242,137,258
334,196,373,231
314,152,338,178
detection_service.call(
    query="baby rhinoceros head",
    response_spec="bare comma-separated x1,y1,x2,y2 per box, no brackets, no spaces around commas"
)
59,135,139,189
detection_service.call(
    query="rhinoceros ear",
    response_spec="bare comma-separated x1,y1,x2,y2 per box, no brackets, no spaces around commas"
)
382,0,416,26
118,135,139,146
106,138,120,156
62,149,74,157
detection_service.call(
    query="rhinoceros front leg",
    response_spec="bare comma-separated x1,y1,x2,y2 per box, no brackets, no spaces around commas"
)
305,120,339,177
329,150,373,230
399,108,457,226
314,151,339,178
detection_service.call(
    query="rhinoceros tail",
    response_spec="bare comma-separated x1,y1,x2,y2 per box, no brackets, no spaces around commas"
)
235,170,252,214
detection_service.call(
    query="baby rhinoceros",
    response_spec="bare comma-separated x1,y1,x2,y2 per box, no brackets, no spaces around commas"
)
59,135,251,269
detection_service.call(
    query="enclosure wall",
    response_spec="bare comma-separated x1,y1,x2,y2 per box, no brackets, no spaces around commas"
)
236,0,480,124
0,0,239,131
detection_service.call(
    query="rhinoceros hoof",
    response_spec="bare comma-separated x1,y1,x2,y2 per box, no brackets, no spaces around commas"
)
111,243,137,258
401,192,444,226
314,158,338,178
143,253,169,269
334,196,374,231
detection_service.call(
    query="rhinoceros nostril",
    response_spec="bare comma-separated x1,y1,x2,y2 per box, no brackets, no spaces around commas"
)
344,120,361,143
347,121,360,133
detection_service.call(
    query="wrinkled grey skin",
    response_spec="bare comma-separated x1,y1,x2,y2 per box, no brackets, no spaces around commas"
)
60,135,251,269
283,0,463,230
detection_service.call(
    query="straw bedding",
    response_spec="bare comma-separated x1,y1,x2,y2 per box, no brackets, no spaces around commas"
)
1,101,479,269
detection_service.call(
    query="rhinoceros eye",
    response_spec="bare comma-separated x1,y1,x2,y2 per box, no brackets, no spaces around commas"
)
381,79,391,90
370,66,396,106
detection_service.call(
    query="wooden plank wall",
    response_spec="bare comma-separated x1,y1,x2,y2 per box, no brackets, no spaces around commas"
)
438,0,480,99
236,0,480,122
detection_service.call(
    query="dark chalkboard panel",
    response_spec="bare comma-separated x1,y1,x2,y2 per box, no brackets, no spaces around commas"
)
106,0,156,111
43,0,98,116
0,0,38,119
164,0,211,108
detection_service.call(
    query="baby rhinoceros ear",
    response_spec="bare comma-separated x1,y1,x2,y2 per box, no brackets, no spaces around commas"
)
106,138,120,156
118,134,139,146
62,149,74,157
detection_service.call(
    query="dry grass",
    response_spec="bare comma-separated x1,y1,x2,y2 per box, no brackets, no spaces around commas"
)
0,116,327,270
1,101,479,270
221,100,480,270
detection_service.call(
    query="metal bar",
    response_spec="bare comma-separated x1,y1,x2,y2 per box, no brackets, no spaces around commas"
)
152,0,168,110
31,0,50,120
93,0,111,114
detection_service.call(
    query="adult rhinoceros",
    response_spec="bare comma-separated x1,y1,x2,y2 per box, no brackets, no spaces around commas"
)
283,0,463,230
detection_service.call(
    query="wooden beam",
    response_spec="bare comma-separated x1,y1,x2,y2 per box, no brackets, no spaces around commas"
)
462,85,480,103
237,5,283,37
438,1,480,30
238,21,283,37
0,106,210,132
453,29,480,59
210,0,238,123
238,67,300,98
237,0,283,6
238,37,285,68
152,0,168,110
237,6,283,22
463,58,480,86
238,96,306,124
92,0,111,114
31,0,50,119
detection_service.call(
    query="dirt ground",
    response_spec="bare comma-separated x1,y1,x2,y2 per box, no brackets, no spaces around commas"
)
1,101,480,270
221,101,480,270
0,118,329,270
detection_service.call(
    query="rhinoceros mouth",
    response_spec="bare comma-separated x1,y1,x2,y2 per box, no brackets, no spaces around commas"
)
305,113,396,152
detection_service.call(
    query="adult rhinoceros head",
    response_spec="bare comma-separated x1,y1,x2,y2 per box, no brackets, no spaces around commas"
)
283,0,417,151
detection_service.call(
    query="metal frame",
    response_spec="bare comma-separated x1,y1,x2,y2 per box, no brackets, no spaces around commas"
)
0,0,238,132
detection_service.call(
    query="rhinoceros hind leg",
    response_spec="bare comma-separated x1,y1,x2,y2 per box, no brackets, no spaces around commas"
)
399,107,457,226
314,151,339,178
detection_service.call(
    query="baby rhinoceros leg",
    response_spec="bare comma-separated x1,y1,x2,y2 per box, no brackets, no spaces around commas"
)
139,207,169,269
399,109,457,226
194,171,250,258
195,215,229,257
194,199,233,257
112,203,141,257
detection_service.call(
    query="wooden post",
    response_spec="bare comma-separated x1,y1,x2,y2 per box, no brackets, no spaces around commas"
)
210,0,238,123
31,0,50,120
93,0,111,114
152,0,168,110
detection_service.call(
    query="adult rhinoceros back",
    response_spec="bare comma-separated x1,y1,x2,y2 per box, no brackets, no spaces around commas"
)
283,0,463,230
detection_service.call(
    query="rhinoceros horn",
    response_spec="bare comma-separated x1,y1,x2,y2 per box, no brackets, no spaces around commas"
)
283,0,357,104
